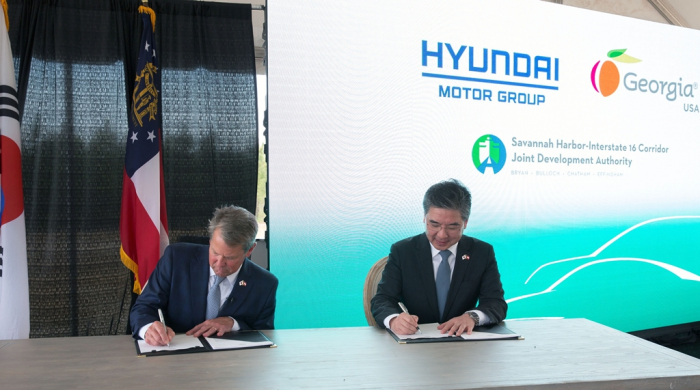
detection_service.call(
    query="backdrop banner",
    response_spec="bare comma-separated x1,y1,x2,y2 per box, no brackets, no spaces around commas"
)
267,0,700,331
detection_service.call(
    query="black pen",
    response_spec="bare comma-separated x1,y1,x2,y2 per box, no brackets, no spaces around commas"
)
398,302,422,334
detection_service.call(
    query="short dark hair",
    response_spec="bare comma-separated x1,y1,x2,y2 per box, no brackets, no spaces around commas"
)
422,179,472,221
207,206,258,251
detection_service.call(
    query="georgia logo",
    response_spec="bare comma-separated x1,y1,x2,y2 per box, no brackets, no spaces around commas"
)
591,49,641,97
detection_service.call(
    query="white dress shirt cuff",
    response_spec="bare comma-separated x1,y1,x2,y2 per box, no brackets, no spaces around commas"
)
383,313,400,329
468,310,491,326
229,317,240,331
138,322,153,339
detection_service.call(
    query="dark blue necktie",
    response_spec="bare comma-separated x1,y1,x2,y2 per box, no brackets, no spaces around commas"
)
436,250,451,320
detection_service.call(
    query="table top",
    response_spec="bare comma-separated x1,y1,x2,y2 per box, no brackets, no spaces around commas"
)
2,319,700,389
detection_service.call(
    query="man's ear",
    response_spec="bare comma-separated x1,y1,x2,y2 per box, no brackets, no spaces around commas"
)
245,242,257,258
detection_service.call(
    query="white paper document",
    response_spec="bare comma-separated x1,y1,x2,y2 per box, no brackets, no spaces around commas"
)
463,330,520,340
204,337,274,350
137,334,204,353
389,323,520,341
391,323,457,340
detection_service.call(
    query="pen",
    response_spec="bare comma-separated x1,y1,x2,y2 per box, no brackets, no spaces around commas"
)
158,308,170,347
398,302,422,334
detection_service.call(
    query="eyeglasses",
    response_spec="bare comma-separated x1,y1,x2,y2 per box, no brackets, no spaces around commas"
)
426,221,463,233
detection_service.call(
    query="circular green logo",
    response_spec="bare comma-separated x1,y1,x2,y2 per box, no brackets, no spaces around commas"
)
472,135,506,174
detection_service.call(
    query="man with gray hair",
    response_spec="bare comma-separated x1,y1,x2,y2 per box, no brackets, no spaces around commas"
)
130,206,278,346
371,179,507,336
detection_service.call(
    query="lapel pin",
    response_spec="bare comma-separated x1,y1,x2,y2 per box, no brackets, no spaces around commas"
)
239,280,247,286
462,255,470,260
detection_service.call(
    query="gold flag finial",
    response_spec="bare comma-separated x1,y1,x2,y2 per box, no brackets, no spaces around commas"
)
2,0,9,31
138,5,156,32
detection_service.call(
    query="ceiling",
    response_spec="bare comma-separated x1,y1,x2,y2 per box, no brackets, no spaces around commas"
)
665,0,700,29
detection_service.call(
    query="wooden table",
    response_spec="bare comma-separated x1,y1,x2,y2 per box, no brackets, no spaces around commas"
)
2,319,700,389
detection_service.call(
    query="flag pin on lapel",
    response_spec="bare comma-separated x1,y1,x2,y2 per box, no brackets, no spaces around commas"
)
462,255,470,260
239,280,247,286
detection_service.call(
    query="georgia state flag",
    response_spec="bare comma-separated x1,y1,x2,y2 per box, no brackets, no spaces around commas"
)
120,8,169,294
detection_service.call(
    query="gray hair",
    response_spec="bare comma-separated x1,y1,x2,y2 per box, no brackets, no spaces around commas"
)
207,206,258,251
422,179,472,221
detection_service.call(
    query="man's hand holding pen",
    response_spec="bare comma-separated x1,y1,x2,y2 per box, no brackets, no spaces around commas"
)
389,312,420,335
144,320,175,346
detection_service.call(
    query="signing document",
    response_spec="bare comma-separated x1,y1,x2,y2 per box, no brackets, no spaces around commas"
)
137,334,204,353
205,336,273,350
388,323,520,342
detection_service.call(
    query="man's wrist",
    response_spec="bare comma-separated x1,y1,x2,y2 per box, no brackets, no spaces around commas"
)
467,310,491,326
138,323,153,339
467,311,480,326
229,317,240,331
384,313,400,329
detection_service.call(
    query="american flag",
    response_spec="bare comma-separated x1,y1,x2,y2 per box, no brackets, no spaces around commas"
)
0,3,30,339
120,8,169,294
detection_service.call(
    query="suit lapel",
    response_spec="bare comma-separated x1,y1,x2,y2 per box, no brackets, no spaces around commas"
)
220,258,254,314
416,234,440,319
191,246,209,323
443,236,474,320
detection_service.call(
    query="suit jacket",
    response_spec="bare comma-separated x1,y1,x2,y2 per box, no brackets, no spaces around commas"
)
371,233,507,327
130,243,278,338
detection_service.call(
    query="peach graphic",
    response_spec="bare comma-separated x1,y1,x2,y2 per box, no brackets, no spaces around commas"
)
591,49,641,97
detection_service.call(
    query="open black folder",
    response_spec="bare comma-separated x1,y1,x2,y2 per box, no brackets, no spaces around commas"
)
387,322,521,344
135,330,275,357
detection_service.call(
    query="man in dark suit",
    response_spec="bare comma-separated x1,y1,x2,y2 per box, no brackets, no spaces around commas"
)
371,179,506,336
130,206,278,346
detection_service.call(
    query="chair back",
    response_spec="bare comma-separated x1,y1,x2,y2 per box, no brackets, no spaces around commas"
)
363,256,388,326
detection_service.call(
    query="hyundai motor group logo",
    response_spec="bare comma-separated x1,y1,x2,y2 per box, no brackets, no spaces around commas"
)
472,135,506,174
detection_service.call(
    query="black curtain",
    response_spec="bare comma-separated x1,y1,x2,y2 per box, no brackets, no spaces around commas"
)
7,0,258,338
153,0,259,240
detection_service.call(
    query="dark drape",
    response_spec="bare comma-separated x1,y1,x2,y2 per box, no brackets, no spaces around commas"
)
7,0,258,338
152,0,259,241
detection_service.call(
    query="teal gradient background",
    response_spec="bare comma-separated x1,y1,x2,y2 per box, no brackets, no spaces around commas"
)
271,218,700,332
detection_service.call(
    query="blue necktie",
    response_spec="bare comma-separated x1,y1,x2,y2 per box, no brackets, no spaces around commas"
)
436,250,451,320
206,275,225,320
